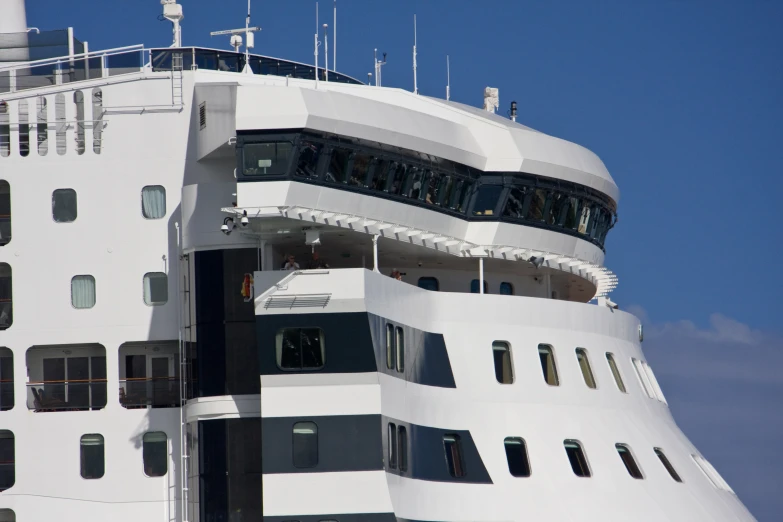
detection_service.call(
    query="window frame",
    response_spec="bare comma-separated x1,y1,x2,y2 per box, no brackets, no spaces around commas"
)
443,433,466,478
80,433,105,479
143,272,168,306
275,327,326,371
388,422,397,470
70,274,96,309
141,185,167,220
538,344,559,386
564,439,591,477
654,448,682,483
142,431,168,477
398,425,408,473
292,421,318,469
52,188,78,223
575,348,597,389
385,324,395,371
504,437,531,478
492,341,514,384
615,443,644,479
395,326,404,373
605,352,627,393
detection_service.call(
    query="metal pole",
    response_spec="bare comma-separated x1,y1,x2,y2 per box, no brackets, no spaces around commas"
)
413,15,418,94
323,24,329,81
479,257,484,294
314,2,319,87
372,235,380,273
333,0,337,71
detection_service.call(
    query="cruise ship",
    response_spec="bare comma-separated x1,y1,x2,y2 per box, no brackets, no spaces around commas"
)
0,1,757,520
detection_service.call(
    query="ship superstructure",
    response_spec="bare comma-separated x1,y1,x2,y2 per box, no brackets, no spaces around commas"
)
0,1,756,521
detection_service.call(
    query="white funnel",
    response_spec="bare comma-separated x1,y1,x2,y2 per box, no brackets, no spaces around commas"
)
0,0,30,64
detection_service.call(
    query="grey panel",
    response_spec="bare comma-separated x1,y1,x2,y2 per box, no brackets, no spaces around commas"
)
262,415,383,474
264,514,396,522
382,416,492,485
368,313,456,388
257,312,378,375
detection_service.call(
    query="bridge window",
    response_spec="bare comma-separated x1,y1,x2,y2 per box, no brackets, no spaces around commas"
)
349,152,372,186
294,141,324,180
538,344,559,386
292,422,318,468
71,275,96,309
325,147,351,184
575,348,596,389
0,181,9,246
276,328,325,370
564,440,590,477
143,432,168,477
0,431,13,491
52,188,77,223
243,141,293,176
417,277,439,291
0,264,11,330
504,437,531,477
80,434,105,479
493,341,513,384
472,184,503,216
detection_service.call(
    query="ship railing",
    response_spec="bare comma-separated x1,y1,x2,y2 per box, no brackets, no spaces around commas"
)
0,45,149,95
119,377,181,409
26,379,107,412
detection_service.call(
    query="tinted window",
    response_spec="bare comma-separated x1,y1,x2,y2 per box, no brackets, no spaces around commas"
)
388,422,397,469
276,328,325,370
349,153,372,186
395,327,404,372
616,444,643,479
80,434,104,479
325,148,351,183
143,272,168,306
443,434,465,478
499,282,514,295
575,348,596,389
293,422,318,468
538,344,559,386
141,185,166,219
52,189,77,223
606,353,626,393
370,158,393,191
504,186,530,219
295,141,323,179
470,279,488,294
243,142,293,176
504,437,531,477
423,171,440,204
493,341,513,384
0,431,13,491
143,432,168,477
564,440,590,477
385,324,395,370
472,185,503,216
655,448,682,482
398,426,408,472
417,277,439,291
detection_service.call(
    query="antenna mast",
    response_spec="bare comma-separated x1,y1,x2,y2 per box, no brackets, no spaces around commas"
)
323,23,329,82
413,15,418,94
374,49,387,87
314,2,321,87
333,0,337,72
446,55,450,101
209,0,260,74
161,0,184,48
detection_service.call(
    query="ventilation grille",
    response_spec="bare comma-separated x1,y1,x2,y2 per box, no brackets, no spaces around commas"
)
199,102,206,130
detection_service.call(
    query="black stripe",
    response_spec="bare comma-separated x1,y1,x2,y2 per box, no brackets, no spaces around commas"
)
383,416,492,484
262,415,383,474
264,514,396,522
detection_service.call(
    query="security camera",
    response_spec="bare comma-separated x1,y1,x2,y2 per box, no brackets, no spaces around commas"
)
418,261,423,267
221,217,235,235
221,224,231,235
528,256,544,269
240,210,249,228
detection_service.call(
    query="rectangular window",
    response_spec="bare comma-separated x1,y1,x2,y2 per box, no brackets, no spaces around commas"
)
499,282,514,295
52,188,77,223
143,431,168,477
143,272,168,306
141,185,166,219
0,180,10,247
293,422,318,468
243,141,293,176
606,353,626,393
564,440,590,477
417,277,439,291
295,141,324,179
388,162,407,195
80,434,105,479
654,448,682,482
0,263,10,329
385,324,395,370
388,422,397,469
443,434,465,478
0,349,13,411
325,148,351,184
470,279,488,294
0,431,13,491
643,361,667,404
575,348,596,389
632,358,654,398
616,444,643,479
527,189,547,221
472,185,503,216
493,341,513,384
276,328,325,370
395,326,404,373
370,158,393,191
398,426,408,472
71,275,96,309
538,344,559,386
504,437,531,477
349,153,372,186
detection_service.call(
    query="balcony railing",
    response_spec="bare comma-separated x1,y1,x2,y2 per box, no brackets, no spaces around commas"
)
119,377,180,409
26,380,107,412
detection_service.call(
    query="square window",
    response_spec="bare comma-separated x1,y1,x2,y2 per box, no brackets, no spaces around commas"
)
141,186,166,219
71,275,96,309
276,328,325,371
143,272,168,306
52,189,77,223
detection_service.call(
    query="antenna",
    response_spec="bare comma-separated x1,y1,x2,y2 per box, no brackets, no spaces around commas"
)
161,0,184,48
446,55,450,101
209,0,260,74
323,23,329,82
333,0,337,72
374,48,387,87
413,15,418,95
314,2,321,86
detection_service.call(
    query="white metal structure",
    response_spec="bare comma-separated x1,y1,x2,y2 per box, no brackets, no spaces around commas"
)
0,1,756,521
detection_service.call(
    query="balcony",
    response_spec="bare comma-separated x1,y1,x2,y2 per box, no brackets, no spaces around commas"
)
26,344,107,412
119,377,179,409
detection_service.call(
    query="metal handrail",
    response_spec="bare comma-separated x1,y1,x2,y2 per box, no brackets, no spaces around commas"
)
0,44,146,73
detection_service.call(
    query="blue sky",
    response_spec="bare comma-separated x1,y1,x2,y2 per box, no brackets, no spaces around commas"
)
27,0,783,519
